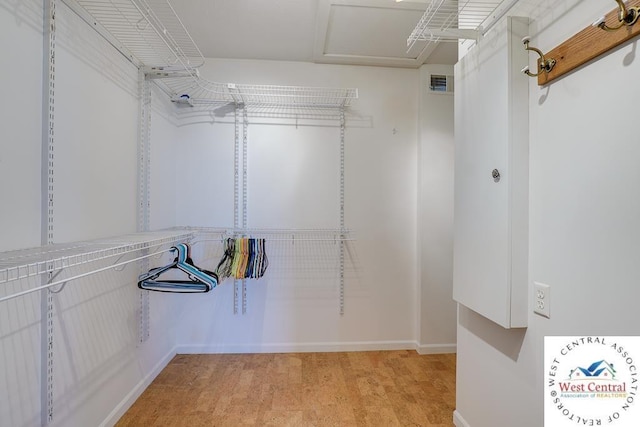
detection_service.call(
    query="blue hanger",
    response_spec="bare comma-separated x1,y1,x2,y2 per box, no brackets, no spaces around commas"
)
138,243,218,293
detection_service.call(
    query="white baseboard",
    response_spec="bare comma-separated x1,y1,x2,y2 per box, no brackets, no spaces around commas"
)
416,343,457,355
99,347,177,427
177,340,416,354
453,410,471,427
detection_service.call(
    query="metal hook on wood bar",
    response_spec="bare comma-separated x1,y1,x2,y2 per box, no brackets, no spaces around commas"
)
593,0,640,31
521,36,556,77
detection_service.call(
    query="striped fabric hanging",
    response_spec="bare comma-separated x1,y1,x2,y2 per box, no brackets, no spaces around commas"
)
214,238,235,279
215,237,268,280
252,238,269,278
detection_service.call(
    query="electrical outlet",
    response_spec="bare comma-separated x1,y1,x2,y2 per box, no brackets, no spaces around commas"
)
534,282,551,318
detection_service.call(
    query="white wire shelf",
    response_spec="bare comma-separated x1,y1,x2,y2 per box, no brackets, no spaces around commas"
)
63,0,204,71
407,0,506,48
63,0,358,111
0,227,356,304
0,230,194,285
192,228,355,283
158,77,359,110
185,227,352,240
226,84,358,109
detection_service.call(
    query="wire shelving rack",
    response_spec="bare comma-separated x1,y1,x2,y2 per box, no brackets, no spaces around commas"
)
63,0,358,111
65,0,204,71
406,0,518,49
0,230,194,288
157,77,358,111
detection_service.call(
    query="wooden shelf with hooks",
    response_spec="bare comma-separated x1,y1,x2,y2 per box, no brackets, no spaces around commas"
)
537,0,640,85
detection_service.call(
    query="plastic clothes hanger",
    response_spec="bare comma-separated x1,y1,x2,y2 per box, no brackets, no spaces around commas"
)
138,243,218,293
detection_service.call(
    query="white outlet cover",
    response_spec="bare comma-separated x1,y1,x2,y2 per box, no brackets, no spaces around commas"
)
534,282,551,318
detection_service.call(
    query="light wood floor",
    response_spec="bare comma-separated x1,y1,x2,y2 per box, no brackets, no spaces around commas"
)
117,350,456,426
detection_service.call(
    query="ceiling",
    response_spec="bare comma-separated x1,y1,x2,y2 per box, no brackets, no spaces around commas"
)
168,0,459,68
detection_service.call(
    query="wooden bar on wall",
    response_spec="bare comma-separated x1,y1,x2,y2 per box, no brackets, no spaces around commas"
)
538,0,640,85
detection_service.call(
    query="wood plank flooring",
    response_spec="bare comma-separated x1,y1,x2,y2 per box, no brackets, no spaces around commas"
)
117,350,456,426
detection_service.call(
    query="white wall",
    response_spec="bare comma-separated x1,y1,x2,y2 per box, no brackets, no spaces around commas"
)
0,3,181,426
172,58,421,352
149,85,180,230
0,2,45,425
54,4,139,243
455,1,640,426
418,64,457,353
0,0,43,251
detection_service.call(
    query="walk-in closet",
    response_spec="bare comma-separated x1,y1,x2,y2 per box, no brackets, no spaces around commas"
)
3,0,640,426
2,0,457,424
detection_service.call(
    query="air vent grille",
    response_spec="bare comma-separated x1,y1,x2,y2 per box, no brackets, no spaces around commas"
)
430,74,454,93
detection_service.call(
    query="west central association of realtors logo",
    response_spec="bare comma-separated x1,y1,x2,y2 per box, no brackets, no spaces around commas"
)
568,360,617,381
545,337,640,426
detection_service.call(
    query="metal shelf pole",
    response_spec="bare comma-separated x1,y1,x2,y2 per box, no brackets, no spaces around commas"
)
137,71,152,343
242,105,248,315
339,109,345,316
233,106,240,315
41,0,57,423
